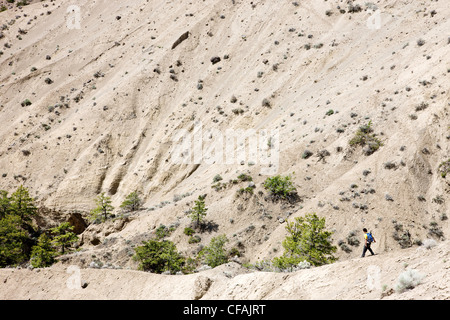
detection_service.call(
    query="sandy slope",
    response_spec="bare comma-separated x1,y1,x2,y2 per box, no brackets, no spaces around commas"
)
1,241,449,300
0,0,449,299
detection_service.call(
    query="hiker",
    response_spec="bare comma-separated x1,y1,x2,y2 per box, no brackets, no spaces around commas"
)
361,228,376,257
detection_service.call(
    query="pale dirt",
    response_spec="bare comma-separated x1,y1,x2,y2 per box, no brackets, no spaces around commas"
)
0,0,449,300
1,241,449,299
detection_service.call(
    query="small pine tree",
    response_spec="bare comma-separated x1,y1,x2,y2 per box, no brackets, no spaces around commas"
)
349,121,382,155
272,213,337,269
120,191,142,212
50,222,78,254
9,185,37,221
0,190,11,219
200,234,229,268
190,195,207,229
0,214,29,267
89,192,114,222
30,233,57,267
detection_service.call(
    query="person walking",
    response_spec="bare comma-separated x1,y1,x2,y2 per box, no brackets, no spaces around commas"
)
361,228,376,257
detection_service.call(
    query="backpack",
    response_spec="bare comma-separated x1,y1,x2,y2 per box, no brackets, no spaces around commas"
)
366,232,374,243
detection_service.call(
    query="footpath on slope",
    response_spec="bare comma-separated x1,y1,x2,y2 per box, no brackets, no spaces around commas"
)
0,241,448,300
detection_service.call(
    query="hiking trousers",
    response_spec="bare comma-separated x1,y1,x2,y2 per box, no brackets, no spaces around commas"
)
361,243,374,257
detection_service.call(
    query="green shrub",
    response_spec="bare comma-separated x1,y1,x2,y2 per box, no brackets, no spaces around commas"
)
346,230,360,246
184,227,195,236
438,159,450,178
155,224,171,240
392,221,412,248
262,98,271,107
244,260,274,272
237,187,254,196
432,195,444,205
17,1,29,6
349,121,382,155
237,173,252,182
263,174,297,200
337,240,352,253
133,239,185,274
30,233,57,268
229,247,241,258
21,99,32,107
200,235,229,268
188,235,201,244
301,150,313,159
428,221,444,239
211,182,227,191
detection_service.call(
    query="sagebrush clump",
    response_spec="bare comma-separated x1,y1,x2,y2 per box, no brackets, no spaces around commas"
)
395,269,425,293
349,121,382,155
437,159,450,178
392,220,413,248
21,99,32,107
